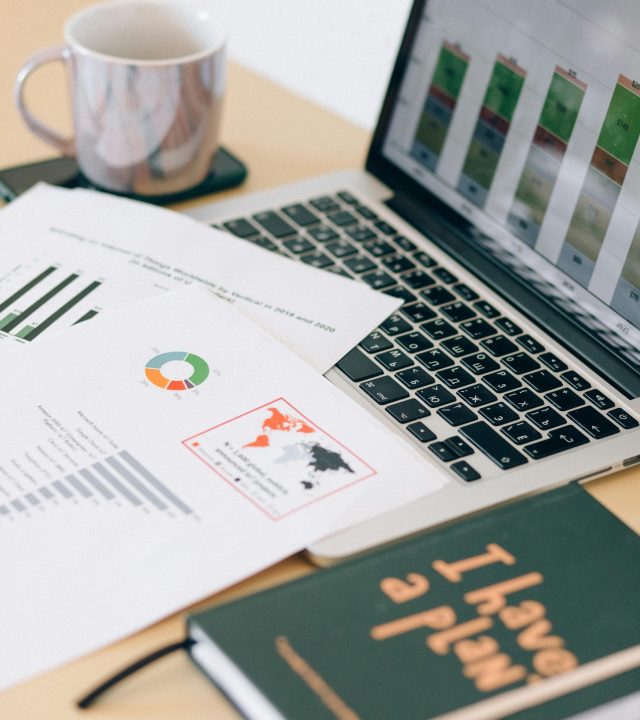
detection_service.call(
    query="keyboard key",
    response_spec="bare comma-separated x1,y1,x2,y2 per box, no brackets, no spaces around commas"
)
504,388,544,412
461,352,499,375
283,237,315,254
429,442,458,462
223,218,259,237
436,366,475,389
355,205,378,220
422,318,457,340
432,267,458,284
396,366,435,389
364,240,395,257
523,370,562,393
567,406,620,439
494,317,522,336
308,224,339,242
460,422,528,469
384,286,417,304
526,406,565,430
444,436,474,457
337,190,359,204
501,421,542,445
344,255,376,274
382,255,416,274
501,353,540,375
480,402,519,426
327,210,358,227
481,336,518,357
421,286,456,305
416,348,454,371
441,302,476,323
437,403,477,426
396,331,433,353
545,388,584,411
407,421,436,443
380,314,412,336
360,376,409,405
473,300,499,318
608,408,639,429
327,266,351,278
326,240,358,258
561,370,591,391
362,271,395,289
374,220,397,235
584,389,615,410
395,235,418,252
539,352,568,373
360,331,393,354
417,384,456,407
281,203,320,226
402,270,436,289
376,349,413,371
453,283,479,301
337,348,383,381
301,252,334,269
345,225,376,243
461,318,496,340
386,399,430,423
253,211,296,238
309,196,340,212
451,460,481,481
413,250,437,268
524,426,589,459
401,302,437,323
517,334,545,354
248,236,279,251
483,370,521,393
442,336,478,358
458,384,497,407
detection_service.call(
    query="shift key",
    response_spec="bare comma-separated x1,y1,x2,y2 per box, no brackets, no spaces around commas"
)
460,421,528,469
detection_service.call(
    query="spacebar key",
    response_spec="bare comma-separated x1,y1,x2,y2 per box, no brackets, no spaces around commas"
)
460,421,528,469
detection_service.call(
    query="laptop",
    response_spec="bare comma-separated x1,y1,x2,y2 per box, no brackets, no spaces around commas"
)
187,0,640,564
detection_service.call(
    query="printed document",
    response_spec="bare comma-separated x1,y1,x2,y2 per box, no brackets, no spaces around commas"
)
0,287,445,691
0,184,400,371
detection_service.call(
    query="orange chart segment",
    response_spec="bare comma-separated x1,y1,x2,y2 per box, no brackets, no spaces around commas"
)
145,367,170,389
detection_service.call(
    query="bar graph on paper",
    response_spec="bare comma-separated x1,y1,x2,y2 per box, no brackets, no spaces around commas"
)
0,261,102,343
0,450,198,522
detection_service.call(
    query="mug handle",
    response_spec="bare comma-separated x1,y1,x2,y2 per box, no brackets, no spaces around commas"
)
14,45,75,156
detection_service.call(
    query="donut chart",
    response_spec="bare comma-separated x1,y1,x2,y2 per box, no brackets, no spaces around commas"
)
145,351,209,391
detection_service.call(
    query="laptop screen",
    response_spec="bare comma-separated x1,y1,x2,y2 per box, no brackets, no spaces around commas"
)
381,0,640,361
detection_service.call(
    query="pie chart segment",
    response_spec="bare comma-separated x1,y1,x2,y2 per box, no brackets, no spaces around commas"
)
145,351,210,391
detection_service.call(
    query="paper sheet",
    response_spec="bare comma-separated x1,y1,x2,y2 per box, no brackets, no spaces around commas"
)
0,287,444,691
0,184,400,371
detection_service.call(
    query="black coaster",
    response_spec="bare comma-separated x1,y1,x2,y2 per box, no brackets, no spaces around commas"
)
0,147,248,205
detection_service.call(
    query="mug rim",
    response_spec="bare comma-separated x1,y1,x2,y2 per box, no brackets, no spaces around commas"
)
64,0,227,66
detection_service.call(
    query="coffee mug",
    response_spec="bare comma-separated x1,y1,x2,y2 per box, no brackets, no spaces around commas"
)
14,0,226,196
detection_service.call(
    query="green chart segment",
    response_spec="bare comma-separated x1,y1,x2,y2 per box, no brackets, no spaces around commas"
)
610,222,640,328
410,41,470,172
458,55,526,208
508,67,587,247
558,74,640,287
145,351,210,391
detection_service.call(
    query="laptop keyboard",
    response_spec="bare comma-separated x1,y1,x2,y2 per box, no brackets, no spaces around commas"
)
215,191,639,483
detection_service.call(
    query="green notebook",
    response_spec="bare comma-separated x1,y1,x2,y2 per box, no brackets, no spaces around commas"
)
186,485,640,720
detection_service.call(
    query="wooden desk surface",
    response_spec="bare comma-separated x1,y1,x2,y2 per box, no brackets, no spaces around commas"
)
1,3,639,718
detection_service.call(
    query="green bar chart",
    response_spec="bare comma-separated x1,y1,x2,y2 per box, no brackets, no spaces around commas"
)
458,55,526,208
558,74,640,286
610,223,640,326
411,41,470,172
508,67,586,246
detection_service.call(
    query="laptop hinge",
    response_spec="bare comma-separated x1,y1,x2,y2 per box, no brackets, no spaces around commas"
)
386,193,640,399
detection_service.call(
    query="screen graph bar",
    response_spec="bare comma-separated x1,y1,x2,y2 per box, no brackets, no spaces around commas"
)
411,41,470,171
557,74,640,286
458,54,526,208
0,266,57,314
508,67,586,246
1,273,79,334
611,222,640,326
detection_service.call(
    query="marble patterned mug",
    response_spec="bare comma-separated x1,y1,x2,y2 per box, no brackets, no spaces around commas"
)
15,0,226,196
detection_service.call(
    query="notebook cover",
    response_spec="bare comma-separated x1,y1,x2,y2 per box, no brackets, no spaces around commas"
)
187,485,640,720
